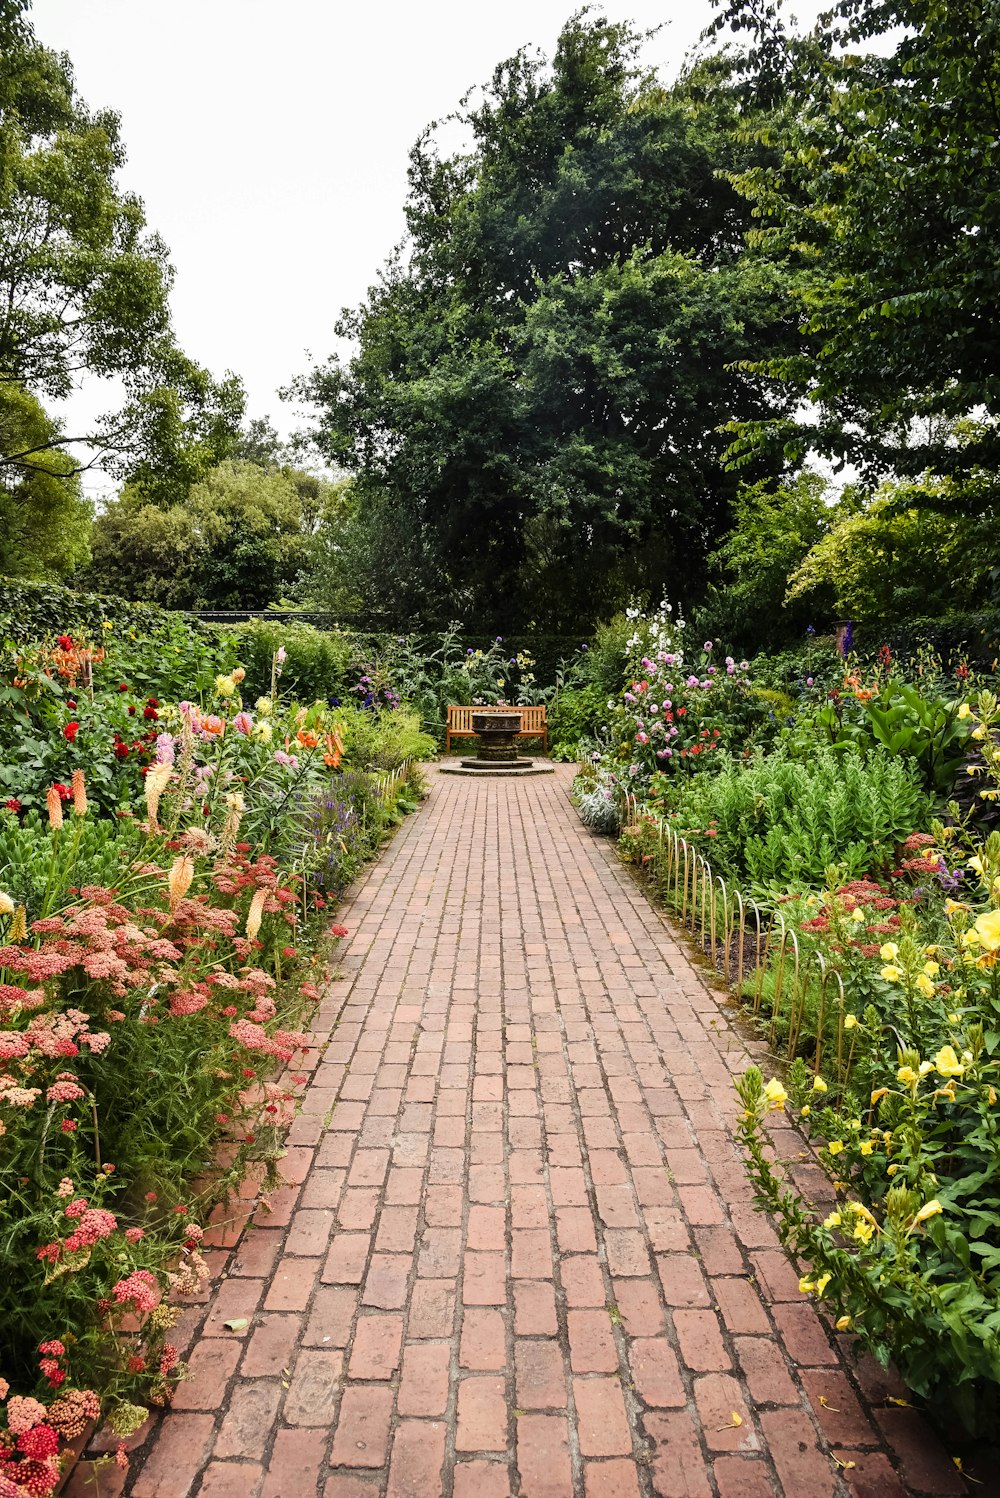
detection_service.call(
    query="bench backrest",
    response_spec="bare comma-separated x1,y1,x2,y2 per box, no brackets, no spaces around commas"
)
447,704,546,731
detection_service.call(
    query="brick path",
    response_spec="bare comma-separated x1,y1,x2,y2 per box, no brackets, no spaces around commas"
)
71,766,969,1498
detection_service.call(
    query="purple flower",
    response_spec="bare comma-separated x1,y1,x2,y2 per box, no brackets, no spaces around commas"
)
155,733,175,764
703,641,713,652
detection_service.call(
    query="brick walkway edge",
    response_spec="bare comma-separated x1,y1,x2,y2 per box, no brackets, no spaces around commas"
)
69,766,969,1498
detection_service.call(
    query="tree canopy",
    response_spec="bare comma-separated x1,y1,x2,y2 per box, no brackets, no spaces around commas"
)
710,0,1000,481
0,0,245,496
293,16,800,631
84,460,342,610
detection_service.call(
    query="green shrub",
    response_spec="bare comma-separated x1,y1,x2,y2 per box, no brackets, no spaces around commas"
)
230,618,354,702
657,747,934,892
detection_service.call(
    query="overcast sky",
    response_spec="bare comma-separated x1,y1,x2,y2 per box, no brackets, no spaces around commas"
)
28,0,745,494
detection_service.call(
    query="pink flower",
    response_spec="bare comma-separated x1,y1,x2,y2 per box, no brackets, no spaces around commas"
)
233,712,253,735
112,1269,160,1313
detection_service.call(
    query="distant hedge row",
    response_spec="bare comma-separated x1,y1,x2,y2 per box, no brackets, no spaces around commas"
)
0,578,589,694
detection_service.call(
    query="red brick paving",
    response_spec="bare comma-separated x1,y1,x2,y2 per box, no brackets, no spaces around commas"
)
82,766,970,1498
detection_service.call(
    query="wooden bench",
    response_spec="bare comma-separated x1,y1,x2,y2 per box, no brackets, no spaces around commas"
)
445,704,548,754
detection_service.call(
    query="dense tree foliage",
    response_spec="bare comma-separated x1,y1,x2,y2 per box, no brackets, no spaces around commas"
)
697,470,833,651
0,384,91,578
0,0,245,501
294,17,799,630
84,460,340,609
711,0,1000,481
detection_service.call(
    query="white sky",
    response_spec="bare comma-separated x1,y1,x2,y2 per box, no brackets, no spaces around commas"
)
28,0,725,495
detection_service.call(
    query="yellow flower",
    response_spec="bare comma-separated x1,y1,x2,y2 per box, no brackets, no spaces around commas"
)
974,910,1000,950
815,1272,832,1297
215,674,236,698
948,1012,960,1024
801,1105,810,1117
923,961,940,977
850,906,865,923
836,1315,852,1331
972,726,987,740
897,1066,919,1086
881,965,903,983
853,1220,875,1244
763,1078,787,1110
252,721,273,743
944,899,969,917
887,1164,899,1176
798,1277,815,1294
823,1211,842,1229
934,1045,965,1078
879,942,899,961
958,703,972,719
827,1140,845,1156
910,1199,943,1227
812,1076,828,1093
843,1014,858,1030
255,697,273,716
914,973,935,998
0,891,14,916
969,853,986,876
871,1087,889,1104
860,1140,874,1156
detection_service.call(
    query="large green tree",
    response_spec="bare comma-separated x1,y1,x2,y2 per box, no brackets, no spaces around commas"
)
293,17,799,630
0,0,245,494
710,0,1000,480
84,460,338,610
0,383,91,577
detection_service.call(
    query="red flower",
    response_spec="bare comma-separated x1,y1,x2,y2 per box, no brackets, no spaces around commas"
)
146,697,160,707
66,699,76,709
4,798,22,814
143,705,158,720
118,682,129,692
331,925,349,938
60,1119,77,1133
52,782,72,800
127,705,136,716
64,721,80,742
113,740,129,759
56,635,73,651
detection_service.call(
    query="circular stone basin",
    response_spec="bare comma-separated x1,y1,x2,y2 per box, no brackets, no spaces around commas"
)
471,710,523,763
471,712,522,735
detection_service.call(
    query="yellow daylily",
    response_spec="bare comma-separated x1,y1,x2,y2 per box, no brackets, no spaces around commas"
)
763,1078,787,1110
974,910,1000,950
934,1046,965,1078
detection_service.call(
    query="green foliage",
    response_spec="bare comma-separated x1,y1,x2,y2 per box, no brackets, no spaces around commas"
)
84,461,332,609
699,470,834,651
293,20,797,630
713,0,1000,478
0,1,246,490
659,747,934,890
786,478,999,622
228,618,353,703
0,386,92,578
334,705,436,773
548,682,609,760
787,675,974,797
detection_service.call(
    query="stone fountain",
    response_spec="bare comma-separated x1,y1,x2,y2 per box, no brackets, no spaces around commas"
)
439,709,554,777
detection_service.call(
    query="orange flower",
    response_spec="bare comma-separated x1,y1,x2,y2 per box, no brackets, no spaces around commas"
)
296,730,319,749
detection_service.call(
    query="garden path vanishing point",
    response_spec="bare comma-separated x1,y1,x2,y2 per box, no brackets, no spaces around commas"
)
69,765,970,1498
